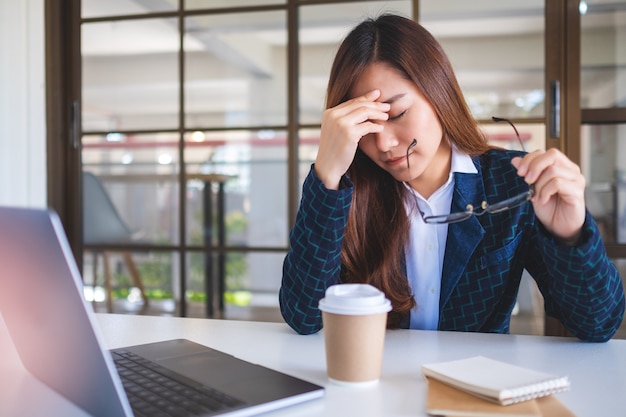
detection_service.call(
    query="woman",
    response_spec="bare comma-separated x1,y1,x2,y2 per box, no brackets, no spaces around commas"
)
279,14,624,342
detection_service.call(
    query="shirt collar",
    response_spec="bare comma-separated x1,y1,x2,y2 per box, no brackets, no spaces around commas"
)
450,145,477,174
403,145,478,200
436,146,477,192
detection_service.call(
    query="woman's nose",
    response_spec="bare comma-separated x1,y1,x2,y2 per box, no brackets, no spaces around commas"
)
374,128,399,152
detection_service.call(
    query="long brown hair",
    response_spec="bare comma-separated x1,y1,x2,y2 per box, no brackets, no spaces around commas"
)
326,14,492,328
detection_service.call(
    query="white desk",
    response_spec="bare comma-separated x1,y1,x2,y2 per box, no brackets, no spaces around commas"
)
1,313,625,417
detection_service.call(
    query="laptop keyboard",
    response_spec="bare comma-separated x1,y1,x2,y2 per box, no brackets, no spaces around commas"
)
112,350,246,417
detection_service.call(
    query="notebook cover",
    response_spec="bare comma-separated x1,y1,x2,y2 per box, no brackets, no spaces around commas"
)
425,376,542,417
425,377,576,417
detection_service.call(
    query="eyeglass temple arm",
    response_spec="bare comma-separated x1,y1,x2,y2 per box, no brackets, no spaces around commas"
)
492,116,534,196
492,116,526,152
406,139,417,169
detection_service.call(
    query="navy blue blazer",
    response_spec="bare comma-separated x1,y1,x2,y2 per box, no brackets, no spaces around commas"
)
280,149,625,342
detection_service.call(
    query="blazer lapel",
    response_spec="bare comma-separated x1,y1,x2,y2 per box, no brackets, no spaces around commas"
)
439,163,486,311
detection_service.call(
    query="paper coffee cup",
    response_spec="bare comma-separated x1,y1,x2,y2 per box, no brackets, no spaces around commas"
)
318,284,392,386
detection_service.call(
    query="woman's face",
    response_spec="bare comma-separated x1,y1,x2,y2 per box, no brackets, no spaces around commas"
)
349,62,451,194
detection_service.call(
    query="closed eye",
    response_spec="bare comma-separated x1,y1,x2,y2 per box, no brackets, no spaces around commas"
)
389,110,407,121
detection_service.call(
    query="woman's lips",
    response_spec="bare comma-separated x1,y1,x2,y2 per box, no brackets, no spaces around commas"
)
385,155,407,167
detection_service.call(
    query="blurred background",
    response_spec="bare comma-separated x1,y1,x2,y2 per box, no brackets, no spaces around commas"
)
37,0,626,338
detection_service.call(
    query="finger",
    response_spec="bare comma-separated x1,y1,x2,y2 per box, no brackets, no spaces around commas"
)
513,149,579,185
362,89,382,101
333,90,391,115
326,107,389,142
531,161,585,204
511,151,541,180
345,105,390,125
353,121,385,141
325,102,390,130
532,175,584,205
535,160,583,187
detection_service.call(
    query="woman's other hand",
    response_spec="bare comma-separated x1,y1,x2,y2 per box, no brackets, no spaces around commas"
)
511,148,586,245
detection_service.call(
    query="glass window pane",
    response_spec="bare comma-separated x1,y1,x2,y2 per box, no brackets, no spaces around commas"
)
186,0,284,9
184,11,287,128
82,133,181,245
186,251,284,320
82,18,179,131
421,1,545,119
83,250,180,315
582,123,626,244
299,1,412,124
581,1,626,109
184,130,288,248
298,128,320,190
481,122,546,153
82,0,178,19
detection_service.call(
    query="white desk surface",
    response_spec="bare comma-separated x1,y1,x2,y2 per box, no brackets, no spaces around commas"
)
1,313,625,417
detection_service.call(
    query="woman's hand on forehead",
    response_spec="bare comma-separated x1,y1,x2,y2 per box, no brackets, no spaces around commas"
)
314,90,390,189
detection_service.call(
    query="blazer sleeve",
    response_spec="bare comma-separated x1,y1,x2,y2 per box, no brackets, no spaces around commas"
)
279,166,353,334
528,211,625,342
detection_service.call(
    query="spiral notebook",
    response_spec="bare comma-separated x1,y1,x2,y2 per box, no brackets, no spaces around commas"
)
421,356,570,406
424,377,576,417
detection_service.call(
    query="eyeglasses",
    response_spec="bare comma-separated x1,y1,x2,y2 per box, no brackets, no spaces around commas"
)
405,117,535,224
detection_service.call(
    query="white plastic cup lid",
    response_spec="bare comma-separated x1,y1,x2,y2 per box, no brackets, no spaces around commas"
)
318,284,392,315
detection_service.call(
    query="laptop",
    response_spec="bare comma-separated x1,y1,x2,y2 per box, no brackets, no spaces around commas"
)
0,206,324,417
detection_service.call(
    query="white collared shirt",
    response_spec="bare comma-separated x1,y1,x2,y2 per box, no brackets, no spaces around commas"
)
404,147,477,330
